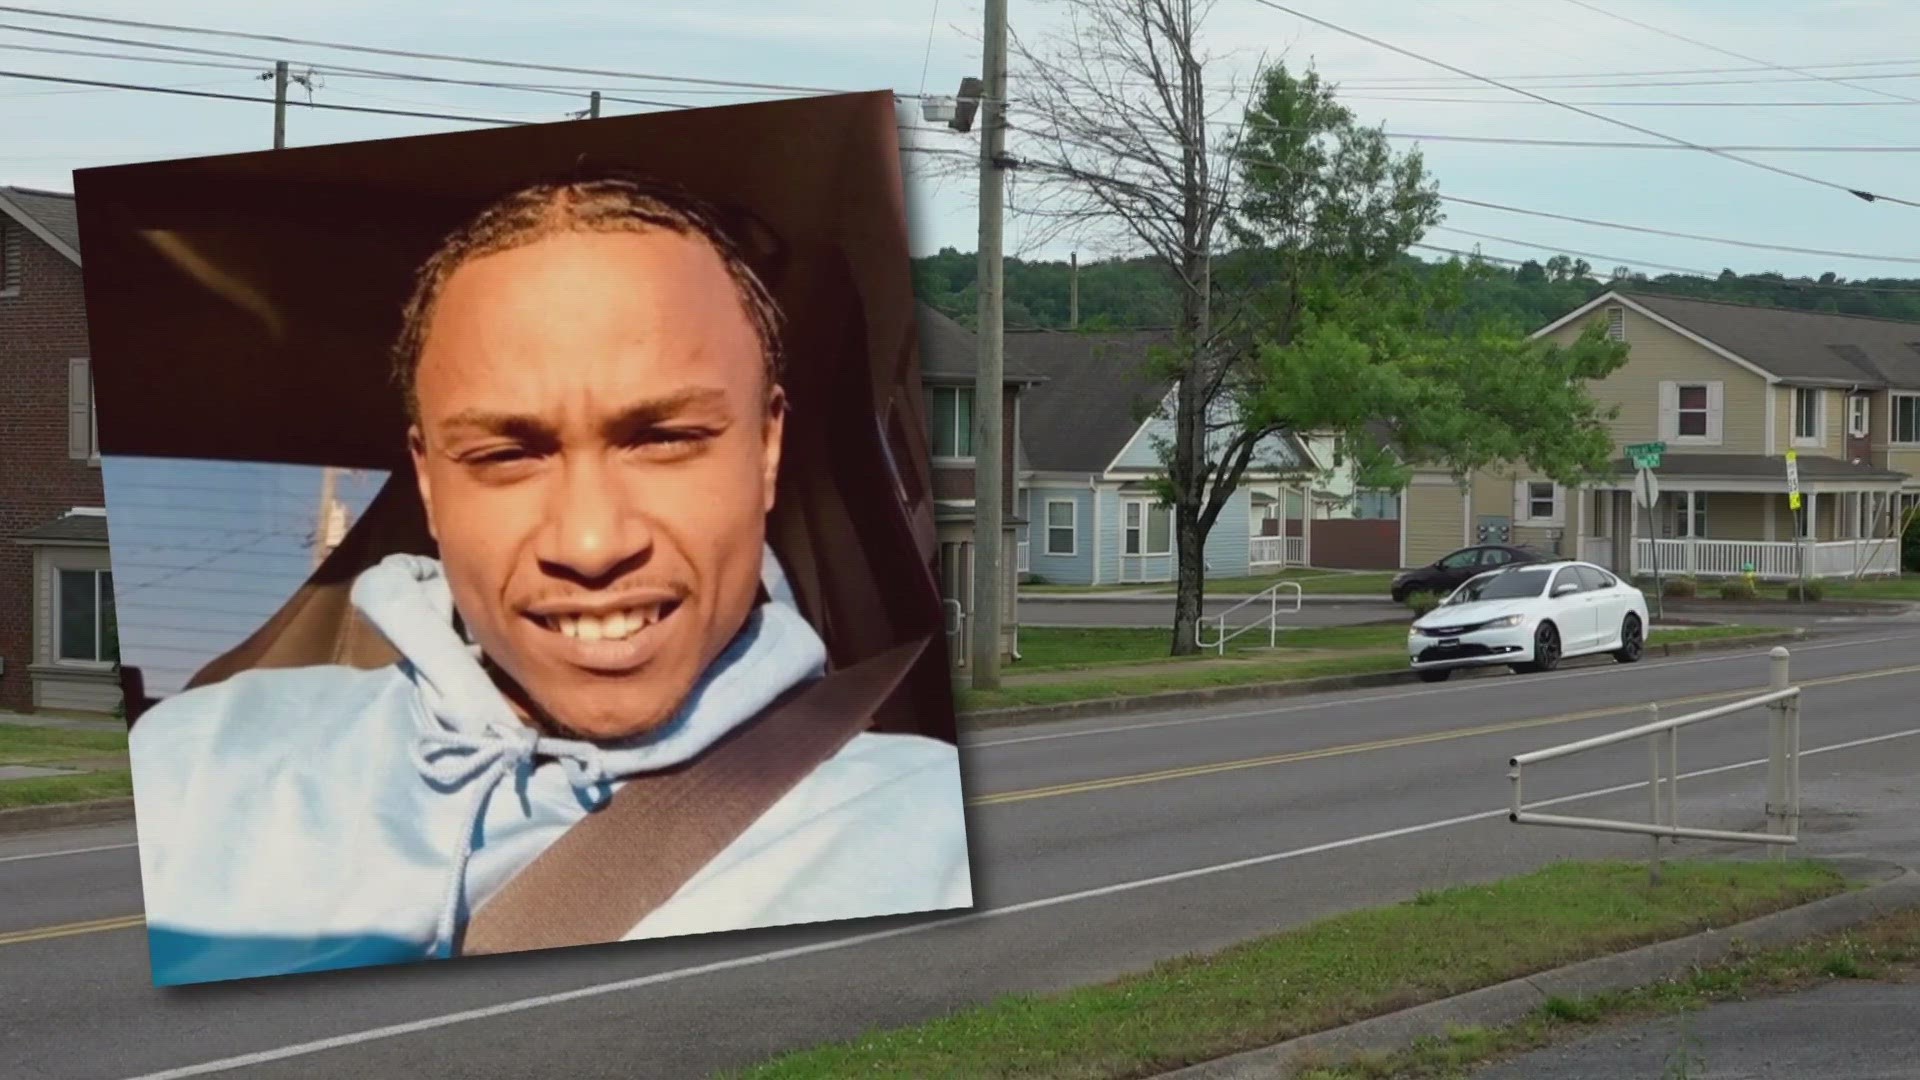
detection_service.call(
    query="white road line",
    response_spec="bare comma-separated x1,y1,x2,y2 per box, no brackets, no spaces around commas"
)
0,841,137,865
966,631,1920,749
118,724,1920,1080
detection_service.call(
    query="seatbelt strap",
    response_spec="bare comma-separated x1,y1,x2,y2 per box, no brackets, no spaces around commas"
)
458,635,931,957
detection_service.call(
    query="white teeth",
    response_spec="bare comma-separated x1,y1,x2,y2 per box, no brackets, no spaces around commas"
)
551,607,659,641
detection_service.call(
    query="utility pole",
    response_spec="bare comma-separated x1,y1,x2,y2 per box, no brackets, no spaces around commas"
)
1069,251,1079,329
590,90,602,119
969,0,1009,688
272,60,289,149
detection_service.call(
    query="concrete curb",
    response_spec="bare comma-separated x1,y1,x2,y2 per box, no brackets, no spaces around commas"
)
0,798,134,836
1154,859,1920,1080
959,629,1808,731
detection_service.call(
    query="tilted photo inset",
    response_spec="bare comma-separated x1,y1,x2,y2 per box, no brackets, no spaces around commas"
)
72,91,975,987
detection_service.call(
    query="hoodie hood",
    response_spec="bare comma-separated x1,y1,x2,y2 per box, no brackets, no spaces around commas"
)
347,545,828,955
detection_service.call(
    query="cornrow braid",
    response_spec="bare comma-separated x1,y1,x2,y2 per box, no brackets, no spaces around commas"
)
391,173,785,423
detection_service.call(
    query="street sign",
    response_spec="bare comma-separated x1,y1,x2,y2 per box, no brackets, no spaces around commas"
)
1632,467,1660,509
1626,441,1665,470
1785,450,1801,510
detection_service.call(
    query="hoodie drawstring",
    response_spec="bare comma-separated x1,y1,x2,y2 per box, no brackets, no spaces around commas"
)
411,726,611,955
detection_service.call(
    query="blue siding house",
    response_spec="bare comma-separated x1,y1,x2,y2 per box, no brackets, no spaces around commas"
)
1008,327,1318,586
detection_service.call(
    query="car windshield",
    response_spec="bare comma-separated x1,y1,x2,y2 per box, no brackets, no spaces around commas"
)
1445,567,1551,604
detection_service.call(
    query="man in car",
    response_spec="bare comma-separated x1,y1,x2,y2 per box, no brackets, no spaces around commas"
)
127,174,973,986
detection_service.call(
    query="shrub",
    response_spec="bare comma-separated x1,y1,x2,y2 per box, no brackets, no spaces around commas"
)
1785,579,1827,602
1661,576,1698,599
1718,578,1757,601
1407,592,1442,617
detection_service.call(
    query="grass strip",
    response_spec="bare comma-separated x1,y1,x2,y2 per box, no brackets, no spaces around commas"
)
0,768,133,810
0,723,129,766
1297,903,1920,1078
724,859,1847,1080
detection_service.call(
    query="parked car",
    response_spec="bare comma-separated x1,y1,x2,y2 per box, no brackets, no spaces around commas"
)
1406,561,1650,683
1390,544,1548,603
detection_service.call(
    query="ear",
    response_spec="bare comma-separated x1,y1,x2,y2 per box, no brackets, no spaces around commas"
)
761,384,787,514
408,424,439,542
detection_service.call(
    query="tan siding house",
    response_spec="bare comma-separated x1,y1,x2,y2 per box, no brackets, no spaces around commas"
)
1405,291,1914,583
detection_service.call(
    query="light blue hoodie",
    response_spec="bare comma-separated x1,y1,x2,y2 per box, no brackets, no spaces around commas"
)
128,547,974,987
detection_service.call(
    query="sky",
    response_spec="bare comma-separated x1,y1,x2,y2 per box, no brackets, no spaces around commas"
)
22,0,1920,690
1,0,1918,277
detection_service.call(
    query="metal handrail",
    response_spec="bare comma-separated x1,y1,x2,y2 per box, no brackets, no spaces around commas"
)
1508,646,1802,884
1196,580,1304,655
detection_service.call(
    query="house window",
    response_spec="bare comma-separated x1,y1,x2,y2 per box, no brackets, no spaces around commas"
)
1893,393,1920,446
1663,492,1707,538
1528,481,1555,520
1045,499,1076,556
57,568,117,665
927,385,973,459
1605,306,1625,341
1793,387,1821,443
1124,500,1172,557
1677,384,1709,437
1849,394,1871,439
1353,491,1399,519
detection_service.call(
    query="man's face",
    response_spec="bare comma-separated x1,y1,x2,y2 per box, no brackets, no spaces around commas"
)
409,228,783,741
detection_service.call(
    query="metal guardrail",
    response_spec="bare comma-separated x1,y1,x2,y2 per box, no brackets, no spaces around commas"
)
1507,646,1802,884
1195,581,1304,656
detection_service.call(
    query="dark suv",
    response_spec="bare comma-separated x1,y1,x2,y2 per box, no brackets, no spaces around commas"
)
1390,544,1549,603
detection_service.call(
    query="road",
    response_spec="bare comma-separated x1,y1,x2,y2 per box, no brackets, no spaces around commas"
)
3,628,1920,1079
1020,592,1919,630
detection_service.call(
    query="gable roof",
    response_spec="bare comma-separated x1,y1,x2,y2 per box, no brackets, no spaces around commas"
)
914,301,1046,384
1008,326,1177,473
1545,289,1920,390
0,185,80,264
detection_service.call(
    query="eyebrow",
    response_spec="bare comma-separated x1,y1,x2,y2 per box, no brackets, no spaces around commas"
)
436,387,732,444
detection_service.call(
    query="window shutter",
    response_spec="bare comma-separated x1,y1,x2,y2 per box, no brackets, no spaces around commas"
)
1658,381,1679,441
1512,479,1528,521
1551,485,1565,525
68,358,92,460
1706,382,1724,445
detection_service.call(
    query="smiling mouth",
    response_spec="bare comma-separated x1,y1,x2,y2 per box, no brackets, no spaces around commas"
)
529,600,683,643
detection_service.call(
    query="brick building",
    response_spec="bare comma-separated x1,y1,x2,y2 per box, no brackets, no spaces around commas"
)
0,186,118,716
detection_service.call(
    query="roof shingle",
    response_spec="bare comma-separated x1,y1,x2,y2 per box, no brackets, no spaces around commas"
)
1620,291,1920,389
1003,326,1176,474
0,186,79,255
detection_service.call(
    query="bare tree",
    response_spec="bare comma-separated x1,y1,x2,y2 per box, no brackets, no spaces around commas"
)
1006,0,1261,654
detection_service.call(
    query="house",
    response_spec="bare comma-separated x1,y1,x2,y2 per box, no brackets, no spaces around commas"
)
1007,325,1321,585
0,186,120,716
1293,426,1406,571
1402,290,1915,580
915,302,1047,663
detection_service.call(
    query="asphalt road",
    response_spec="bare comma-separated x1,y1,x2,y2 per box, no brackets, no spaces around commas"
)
1020,592,1920,631
4,629,1920,1079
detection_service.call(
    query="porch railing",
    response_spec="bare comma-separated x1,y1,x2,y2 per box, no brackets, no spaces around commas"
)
1631,537,1899,579
1250,535,1284,567
1284,536,1306,566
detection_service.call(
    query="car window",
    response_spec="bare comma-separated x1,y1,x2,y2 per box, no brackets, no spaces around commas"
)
1551,567,1586,595
1446,567,1551,604
1480,548,1513,567
1439,549,1481,570
1575,566,1613,590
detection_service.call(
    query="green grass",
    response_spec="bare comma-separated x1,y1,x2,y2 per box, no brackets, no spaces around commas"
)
0,723,128,766
959,625,1779,714
722,859,1847,1080
1012,624,1411,671
1295,901,1920,1079
1023,570,1401,597
0,769,133,810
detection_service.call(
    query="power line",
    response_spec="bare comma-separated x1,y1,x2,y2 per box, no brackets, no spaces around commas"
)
1423,230,1920,296
1562,0,1920,106
1332,68,1920,93
1246,0,1920,207
1432,227,1717,277
1313,56,1920,85
0,5,877,97
1336,92,1920,108
0,67,540,124
1439,195,1920,265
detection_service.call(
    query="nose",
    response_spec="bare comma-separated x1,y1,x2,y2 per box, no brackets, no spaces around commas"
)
536,452,651,584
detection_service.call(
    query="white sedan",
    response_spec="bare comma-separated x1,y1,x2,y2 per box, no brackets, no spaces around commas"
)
1406,560,1651,683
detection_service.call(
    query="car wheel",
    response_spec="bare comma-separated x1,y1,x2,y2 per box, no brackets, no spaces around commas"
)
1613,614,1644,664
1518,622,1562,674
1417,668,1451,683
1391,588,1407,604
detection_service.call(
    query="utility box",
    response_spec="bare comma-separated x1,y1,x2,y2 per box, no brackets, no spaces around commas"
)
1476,516,1512,544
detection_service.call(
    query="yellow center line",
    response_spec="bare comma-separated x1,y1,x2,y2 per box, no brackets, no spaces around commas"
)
11,662,1920,949
0,913,145,947
966,662,1920,807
